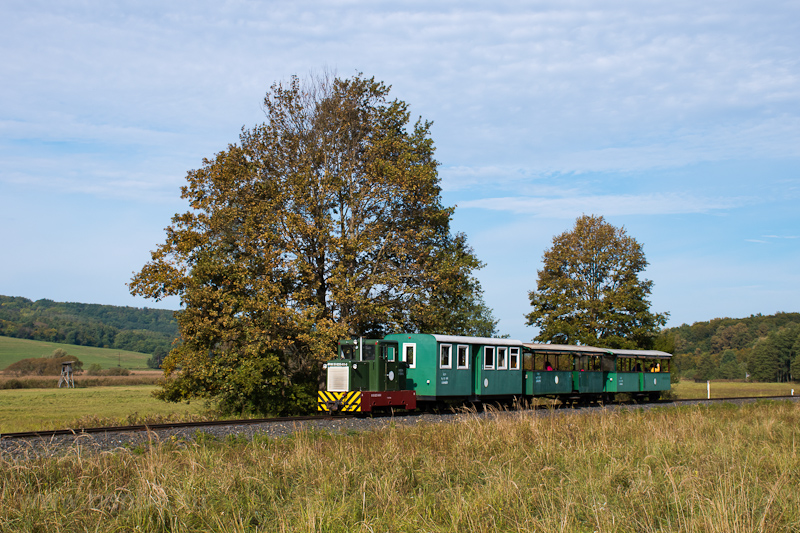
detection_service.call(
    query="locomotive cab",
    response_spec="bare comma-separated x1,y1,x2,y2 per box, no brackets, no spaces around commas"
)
318,339,416,413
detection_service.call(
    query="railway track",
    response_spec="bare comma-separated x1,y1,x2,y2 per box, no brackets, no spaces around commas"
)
2,394,797,442
0,414,338,441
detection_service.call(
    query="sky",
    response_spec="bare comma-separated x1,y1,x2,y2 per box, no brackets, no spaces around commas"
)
2,0,799,342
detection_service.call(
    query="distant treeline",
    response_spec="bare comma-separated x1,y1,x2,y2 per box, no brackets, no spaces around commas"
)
665,312,800,382
0,296,179,361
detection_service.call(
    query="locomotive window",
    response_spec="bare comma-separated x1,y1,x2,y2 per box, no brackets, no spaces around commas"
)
382,344,396,362
483,347,495,370
497,347,507,370
509,347,520,370
457,345,469,369
340,345,355,360
403,343,416,369
362,344,376,361
440,344,452,369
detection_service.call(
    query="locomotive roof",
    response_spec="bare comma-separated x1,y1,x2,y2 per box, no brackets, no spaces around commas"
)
522,343,672,359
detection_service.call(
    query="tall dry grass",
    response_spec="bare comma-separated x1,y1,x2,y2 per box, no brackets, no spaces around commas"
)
2,401,799,532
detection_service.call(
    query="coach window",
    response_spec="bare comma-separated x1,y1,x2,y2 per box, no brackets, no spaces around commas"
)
509,347,520,370
497,347,508,370
523,351,533,371
483,346,495,370
440,344,452,369
457,345,469,369
402,343,416,369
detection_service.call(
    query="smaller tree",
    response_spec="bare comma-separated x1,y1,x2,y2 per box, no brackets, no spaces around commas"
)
526,215,668,349
718,350,745,380
749,338,778,382
694,352,717,381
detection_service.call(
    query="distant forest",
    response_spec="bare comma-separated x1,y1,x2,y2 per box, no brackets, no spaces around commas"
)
0,296,178,367
665,312,800,382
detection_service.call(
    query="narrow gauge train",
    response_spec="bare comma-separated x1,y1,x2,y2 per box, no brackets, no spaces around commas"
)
318,334,672,413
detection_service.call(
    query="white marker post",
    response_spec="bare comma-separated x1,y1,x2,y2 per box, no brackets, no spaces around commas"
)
707,380,710,400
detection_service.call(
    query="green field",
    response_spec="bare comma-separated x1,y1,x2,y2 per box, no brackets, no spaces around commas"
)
0,386,207,433
0,336,151,371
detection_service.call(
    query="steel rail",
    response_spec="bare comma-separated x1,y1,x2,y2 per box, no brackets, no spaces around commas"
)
0,414,340,440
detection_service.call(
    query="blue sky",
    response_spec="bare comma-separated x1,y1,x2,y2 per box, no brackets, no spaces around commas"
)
2,0,798,341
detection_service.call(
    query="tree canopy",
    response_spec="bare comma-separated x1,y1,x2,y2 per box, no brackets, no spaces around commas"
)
525,214,668,349
129,73,494,414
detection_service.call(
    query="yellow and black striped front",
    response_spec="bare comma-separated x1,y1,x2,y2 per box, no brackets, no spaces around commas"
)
318,391,361,412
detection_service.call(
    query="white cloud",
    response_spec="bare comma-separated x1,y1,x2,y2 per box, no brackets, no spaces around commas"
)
458,192,748,217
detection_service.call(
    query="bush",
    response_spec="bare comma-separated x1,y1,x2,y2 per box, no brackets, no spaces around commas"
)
1,379,24,389
5,356,83,376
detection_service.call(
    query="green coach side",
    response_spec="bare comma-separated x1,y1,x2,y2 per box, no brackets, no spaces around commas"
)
522,344,673,401
383,334,525,401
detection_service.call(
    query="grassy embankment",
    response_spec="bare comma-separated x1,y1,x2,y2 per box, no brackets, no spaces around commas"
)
2,401,799,532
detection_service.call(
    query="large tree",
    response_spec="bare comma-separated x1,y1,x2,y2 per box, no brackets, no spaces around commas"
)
525,214,668,349
129,73,492,415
